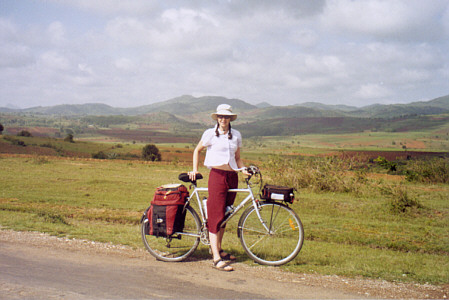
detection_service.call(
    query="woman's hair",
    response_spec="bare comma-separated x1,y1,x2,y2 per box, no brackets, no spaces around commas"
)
215,121,233,139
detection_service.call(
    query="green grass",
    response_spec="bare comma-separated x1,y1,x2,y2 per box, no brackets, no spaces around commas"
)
245,131,449,152
1,154,448,284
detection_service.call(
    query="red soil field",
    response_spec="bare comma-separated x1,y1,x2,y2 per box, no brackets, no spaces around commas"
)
6,127,59,137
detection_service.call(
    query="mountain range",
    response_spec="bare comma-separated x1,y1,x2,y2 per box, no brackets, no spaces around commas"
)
1,94,449,136
1,94,448,119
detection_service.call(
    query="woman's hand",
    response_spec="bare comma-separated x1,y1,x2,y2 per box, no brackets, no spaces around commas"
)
241,167,251,177
188,171,199,181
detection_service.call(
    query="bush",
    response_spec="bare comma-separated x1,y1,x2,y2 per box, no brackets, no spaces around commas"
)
374,156,397,172
261,155,366,194
92,151,107,159
17,130,32,137
404,157,449,184
383,185,423,214
142,144,161,161
64,134,75,143
4,135,26,146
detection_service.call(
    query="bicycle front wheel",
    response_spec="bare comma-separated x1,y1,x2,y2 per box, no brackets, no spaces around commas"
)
238,201,304,266
141,205,201,262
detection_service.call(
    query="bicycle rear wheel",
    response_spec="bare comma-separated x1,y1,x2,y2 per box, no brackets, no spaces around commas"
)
238,201,304,266
141,205,201,262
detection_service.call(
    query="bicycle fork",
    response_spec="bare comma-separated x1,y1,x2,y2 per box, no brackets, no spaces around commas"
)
253,201,275,235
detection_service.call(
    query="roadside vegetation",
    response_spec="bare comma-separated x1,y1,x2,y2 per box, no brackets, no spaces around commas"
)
1,134,448,285
0,110,448,285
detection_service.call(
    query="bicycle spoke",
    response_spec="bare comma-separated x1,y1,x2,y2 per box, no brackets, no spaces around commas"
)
246,233,269,251
239,225,269,235
141,206,201,262
239,202,304,266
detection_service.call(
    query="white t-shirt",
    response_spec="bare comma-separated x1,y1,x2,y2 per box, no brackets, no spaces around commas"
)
201,126,242,170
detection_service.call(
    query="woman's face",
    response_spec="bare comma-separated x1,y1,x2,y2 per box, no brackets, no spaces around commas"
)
217,115,231,129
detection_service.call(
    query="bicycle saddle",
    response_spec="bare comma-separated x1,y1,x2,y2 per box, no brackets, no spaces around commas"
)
178,173,203,183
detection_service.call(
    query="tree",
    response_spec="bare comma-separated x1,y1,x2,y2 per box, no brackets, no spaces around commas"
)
142,144,161,161
64,134,75,143
0,123,3,134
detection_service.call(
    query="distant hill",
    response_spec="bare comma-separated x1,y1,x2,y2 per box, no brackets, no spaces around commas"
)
349,104,449,118
245,105,346,120
1,94,449,137
410,95,449,109
238,114,449,137
22,103,122,116
255,102,272,108
124,95,257,115
0,96,257,116
296,102,358,112
80,111,203,130
2,94,448,118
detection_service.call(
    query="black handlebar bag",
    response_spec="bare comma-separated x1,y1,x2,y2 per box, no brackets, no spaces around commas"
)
260,184,295,204
145,184,189,237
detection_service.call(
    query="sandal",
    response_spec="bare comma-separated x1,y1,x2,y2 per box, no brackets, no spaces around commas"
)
219,249,236,261
213,259,234,272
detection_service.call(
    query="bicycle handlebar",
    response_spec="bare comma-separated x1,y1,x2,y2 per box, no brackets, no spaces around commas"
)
178,166,261,184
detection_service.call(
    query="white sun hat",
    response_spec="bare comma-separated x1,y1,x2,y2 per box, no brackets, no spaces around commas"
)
211,104,237,121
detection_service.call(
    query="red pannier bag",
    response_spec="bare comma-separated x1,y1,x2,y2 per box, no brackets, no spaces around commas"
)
144,184,189,237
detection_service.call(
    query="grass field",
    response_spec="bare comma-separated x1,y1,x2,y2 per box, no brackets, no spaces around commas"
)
1,151,448,285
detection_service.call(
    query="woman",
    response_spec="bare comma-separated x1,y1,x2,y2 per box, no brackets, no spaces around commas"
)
189,104,250,272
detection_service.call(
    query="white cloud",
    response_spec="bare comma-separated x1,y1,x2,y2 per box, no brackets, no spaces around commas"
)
113,58,135,72
161,8,219,33
0,43,33,68
0,18,18,40
0,0,448,108
321,0,447,42
47,21,67,45
355,83,392,101
39,51,70,70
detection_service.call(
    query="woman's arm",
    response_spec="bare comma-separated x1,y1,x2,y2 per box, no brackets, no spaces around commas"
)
189,141,205,180
235,148,250,176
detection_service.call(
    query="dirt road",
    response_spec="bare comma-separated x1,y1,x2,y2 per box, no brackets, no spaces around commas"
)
0,230,447,299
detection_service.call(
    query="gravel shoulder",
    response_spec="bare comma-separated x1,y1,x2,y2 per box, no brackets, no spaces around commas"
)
1,229,447,299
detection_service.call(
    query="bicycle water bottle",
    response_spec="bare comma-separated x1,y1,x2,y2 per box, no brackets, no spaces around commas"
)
202,197,208,219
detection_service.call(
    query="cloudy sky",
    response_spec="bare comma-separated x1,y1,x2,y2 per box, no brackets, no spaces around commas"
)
1,0,448,109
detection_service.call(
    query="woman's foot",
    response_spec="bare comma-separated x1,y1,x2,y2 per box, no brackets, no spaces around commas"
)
219,249,236,261
213,259,234,272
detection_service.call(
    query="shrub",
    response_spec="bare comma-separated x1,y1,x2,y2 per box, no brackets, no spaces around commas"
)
107,152,118,159
64,134,75,143
92,151,107,159
142,144,161,161
4,135,26,146
383,185,423,214
17,130,32,137
119,152,139,159
261,155,366,194
374,156,397,172
404,157,449,184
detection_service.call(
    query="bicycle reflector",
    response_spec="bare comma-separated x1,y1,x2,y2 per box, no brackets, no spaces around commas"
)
289,218,296,230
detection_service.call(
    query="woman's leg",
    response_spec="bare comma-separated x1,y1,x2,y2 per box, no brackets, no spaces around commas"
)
216,227,224,250
208,169,234,271
210,230,233,271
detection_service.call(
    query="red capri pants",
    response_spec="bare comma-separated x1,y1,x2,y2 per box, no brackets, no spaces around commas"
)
207,168,238,234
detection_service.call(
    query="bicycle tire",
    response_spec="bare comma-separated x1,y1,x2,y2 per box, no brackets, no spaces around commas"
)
238,201,304,266
141,205,201,262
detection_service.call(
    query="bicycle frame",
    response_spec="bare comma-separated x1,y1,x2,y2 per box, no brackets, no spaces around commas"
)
141,167,304,265
186,176,272,242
